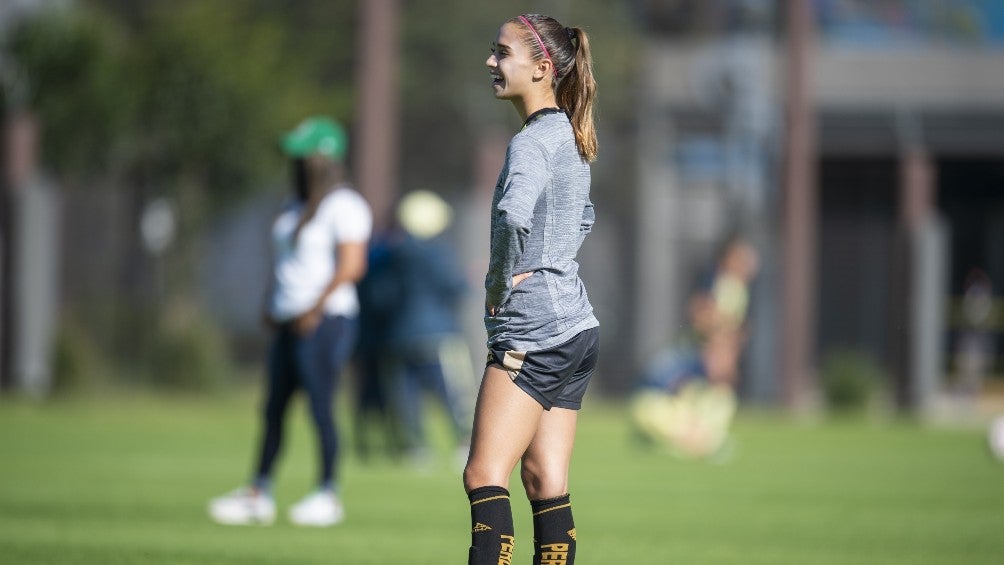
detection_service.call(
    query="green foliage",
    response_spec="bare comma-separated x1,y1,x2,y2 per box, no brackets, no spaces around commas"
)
4,8,134,179
147,312,233,392
7,1,352,207
51,315,114,394
821,349,886,413
50,303,234,393
131,0,335,210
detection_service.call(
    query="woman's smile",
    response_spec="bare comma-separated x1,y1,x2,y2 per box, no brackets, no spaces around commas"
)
489,69,504,88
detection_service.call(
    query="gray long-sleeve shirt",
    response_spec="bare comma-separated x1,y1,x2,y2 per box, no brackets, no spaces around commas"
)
484,110,599,351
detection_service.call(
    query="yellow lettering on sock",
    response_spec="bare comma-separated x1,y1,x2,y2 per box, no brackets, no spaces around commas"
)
540,542,569,564
542,543,569,551
498,535,516,565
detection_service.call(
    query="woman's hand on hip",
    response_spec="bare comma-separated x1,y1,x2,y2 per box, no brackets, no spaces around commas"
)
293,306,323,336
512,271,533,288
487,272,533,317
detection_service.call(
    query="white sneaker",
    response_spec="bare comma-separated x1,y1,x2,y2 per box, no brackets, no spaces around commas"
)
288,490,344,527
208,487,276,525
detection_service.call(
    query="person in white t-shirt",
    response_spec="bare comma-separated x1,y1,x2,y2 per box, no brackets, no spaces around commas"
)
209,116,372,527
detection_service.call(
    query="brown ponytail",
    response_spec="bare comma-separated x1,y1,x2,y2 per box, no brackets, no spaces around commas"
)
512,14,598,162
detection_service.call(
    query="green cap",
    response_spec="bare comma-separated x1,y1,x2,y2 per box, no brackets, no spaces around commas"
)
280,116,347,159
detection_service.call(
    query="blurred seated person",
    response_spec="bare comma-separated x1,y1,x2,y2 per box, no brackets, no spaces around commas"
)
631,236,759,459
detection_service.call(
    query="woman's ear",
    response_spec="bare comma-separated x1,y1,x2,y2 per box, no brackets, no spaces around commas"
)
533,59,553,82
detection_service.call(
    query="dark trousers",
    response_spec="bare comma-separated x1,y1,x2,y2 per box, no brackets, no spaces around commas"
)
254,315,357,488
389,336,473,450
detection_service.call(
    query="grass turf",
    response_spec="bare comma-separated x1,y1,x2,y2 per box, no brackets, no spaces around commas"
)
0,389,1002,564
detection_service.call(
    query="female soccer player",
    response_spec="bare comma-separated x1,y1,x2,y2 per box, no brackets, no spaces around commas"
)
463,13,599,565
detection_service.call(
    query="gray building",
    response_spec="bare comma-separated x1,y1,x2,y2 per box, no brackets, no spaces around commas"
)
632,0,1004,409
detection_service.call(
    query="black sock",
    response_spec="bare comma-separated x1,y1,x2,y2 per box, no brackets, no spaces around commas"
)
467,486,515,565
531,493,576,565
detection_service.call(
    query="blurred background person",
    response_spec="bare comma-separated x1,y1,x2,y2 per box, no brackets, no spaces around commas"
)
954,268,995,398
208,116,371,527
632,236,759,459
382,189,475,469
352,229,406,462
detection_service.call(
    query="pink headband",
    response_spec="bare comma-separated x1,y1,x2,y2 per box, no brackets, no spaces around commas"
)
518,15,557,78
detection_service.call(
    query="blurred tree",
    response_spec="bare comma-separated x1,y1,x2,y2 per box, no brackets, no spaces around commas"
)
8,0,356,204
3,8,133,181
130,0,350,213
4,1,357,390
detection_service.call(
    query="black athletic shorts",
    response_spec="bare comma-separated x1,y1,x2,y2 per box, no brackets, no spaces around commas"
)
486,327,600,410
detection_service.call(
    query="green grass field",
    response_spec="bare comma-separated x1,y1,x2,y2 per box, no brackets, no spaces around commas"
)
1,389,1002,564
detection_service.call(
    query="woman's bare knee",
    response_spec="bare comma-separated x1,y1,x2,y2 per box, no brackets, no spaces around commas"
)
520,464,542,497
464,459,510,493
520,461,567,500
